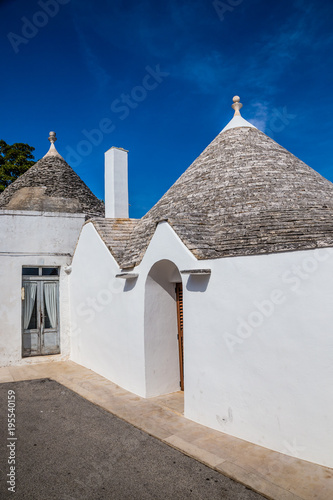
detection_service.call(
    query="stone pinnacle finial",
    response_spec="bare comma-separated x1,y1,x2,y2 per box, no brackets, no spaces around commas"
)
231,96,243,117
44,131,63,159
48,131,57,144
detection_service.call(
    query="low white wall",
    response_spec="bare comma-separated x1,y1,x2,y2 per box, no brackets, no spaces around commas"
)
69,223,147,396
0,210,85,367
183,247,333,468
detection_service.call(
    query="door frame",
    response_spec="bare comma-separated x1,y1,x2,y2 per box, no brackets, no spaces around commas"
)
22,267,60,357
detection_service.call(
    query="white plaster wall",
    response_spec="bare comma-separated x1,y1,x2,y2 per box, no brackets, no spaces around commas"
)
0,210,85,367
69,223,147,396
0,210,84,255
70,221,196,397
183,247,333,468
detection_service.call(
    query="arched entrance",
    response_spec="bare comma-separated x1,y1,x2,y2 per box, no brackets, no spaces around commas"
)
144,260,183,398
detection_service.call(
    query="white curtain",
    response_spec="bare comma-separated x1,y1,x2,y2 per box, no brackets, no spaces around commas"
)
23,282,37,329
44,283,58,329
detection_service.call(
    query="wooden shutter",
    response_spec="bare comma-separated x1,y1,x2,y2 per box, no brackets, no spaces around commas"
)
176,283,184,391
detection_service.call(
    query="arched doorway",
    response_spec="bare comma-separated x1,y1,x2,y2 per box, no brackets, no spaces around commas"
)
144,260,183,397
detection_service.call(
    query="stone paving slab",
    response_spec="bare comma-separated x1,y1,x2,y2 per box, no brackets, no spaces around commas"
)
0,361,332,500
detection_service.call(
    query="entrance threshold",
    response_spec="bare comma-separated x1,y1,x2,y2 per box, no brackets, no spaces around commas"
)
149,391,184,416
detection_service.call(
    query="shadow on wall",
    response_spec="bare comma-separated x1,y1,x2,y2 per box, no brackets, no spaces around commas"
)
124,279,137,292
186,275,210,292
144,259,182,397
147,259,182,296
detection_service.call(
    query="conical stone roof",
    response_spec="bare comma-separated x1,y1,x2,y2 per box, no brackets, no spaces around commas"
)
120,104,333,268
0,134,104,218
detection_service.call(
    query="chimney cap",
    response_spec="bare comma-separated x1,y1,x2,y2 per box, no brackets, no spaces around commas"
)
106,146,129,153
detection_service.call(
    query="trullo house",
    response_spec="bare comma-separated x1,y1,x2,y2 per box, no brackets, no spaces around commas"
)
0,132,104,362
1,97,333,468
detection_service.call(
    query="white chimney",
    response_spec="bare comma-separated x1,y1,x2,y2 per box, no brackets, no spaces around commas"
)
104,146,129,218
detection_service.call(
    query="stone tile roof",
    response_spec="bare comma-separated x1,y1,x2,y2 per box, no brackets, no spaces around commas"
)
90,218,139,265
0,156,104,218
119,126,333,268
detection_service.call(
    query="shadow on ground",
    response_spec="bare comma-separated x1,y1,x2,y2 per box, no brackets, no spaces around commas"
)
0,379,265,499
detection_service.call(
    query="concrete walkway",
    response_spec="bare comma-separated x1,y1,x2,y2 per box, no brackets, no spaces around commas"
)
1,360,332,500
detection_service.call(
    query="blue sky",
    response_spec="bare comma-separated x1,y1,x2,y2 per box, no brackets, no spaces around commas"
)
1,0,333,218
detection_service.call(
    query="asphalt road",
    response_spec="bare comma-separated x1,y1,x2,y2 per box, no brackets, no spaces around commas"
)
0,379,265,499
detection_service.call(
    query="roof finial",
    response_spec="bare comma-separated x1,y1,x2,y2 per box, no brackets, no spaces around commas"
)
221,96,257,132
231,96,243,117
48,131,57,144
44,131,63,159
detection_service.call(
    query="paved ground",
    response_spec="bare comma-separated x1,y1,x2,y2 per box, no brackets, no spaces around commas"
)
1,361,332,499
0,379,265,500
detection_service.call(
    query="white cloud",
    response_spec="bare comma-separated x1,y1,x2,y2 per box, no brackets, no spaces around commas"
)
171,51,234,94
248,101,269,131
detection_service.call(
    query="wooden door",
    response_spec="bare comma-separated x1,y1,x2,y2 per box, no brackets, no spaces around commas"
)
176,283,184,391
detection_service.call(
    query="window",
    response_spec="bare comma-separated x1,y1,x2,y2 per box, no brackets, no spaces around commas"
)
22,267,59,277
42,268,59,276
22,267,39,276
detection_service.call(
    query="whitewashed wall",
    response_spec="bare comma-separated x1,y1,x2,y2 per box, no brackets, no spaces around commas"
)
69,222,196,396
70,222,146,396
183,247,333,468
0,210,85,366
70,220,333,468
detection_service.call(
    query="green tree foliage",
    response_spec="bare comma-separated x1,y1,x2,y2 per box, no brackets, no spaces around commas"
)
0,140,36,192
